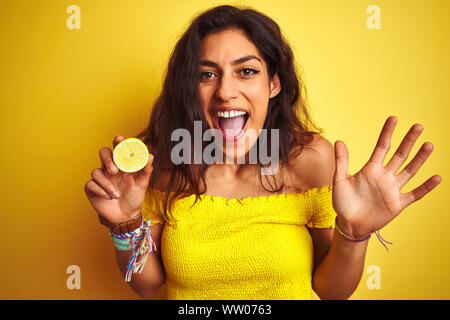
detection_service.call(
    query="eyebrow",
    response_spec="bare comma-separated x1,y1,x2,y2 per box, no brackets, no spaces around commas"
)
199,55,262,67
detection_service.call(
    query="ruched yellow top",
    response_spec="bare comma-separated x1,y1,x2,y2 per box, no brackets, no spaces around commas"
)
141,185,337,300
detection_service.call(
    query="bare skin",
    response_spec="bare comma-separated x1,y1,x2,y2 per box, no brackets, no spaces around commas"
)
84,28,441,299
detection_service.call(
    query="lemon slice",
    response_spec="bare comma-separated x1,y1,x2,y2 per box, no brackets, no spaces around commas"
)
113,138,149,173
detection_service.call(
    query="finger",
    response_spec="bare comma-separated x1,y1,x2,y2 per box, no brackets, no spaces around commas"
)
84,180,113,200
396,142,434,188
113,135,125,149
385,124,423,174
401,175,442,209
99,147,119,175
368,116,398,164
135,152,154,187
91,168,121,199
333,140,349,184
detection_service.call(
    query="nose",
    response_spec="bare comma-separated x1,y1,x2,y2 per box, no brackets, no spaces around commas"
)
215,72,238,102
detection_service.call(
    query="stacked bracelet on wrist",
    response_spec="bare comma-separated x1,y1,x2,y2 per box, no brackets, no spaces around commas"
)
110,220,150,251
110,219,156,282
105,216,156,282
98,212,157,281
334,217,392,251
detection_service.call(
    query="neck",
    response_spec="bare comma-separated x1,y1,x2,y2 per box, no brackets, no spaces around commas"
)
207,163,258,180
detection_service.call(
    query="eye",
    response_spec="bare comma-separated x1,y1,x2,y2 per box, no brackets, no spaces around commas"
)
240,68,260,77
199,71,216,81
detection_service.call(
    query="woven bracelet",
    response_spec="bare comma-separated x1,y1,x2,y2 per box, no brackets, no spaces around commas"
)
110,219,157,282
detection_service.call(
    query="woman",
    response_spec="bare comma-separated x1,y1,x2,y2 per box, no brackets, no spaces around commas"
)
84,5,441,299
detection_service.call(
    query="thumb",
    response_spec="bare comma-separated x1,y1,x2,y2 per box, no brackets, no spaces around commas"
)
113,135,126,149
333,140,349,184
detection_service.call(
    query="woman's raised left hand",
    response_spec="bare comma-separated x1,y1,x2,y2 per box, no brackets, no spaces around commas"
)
332,116,442,238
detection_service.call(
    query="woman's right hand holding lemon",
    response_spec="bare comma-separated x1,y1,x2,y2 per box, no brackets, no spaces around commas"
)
84,135,154,226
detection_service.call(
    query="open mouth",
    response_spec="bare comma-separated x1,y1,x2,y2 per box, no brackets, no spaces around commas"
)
212,109,249,142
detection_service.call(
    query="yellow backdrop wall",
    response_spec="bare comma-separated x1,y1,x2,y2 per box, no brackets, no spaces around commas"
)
0,0,448,299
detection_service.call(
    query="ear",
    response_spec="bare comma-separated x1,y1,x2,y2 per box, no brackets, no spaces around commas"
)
269,73,281,99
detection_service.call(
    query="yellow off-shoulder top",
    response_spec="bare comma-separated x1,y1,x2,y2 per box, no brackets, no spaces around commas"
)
141,185,337,300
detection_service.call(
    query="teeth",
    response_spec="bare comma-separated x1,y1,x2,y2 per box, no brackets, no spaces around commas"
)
216,110,247,118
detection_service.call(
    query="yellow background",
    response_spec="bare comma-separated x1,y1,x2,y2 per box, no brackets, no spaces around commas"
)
0,0,448,299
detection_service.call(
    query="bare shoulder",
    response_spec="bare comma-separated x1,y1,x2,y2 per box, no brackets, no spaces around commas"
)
286,134,336,270
286,133,336,191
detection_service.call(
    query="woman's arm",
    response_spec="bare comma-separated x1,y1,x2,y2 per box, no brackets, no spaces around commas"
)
114,222,166,299
309,226,368,300
307,117,441,300
85,135,167,299
295,134,364,299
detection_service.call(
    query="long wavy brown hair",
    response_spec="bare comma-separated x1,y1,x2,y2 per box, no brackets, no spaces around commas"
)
136,4,321,224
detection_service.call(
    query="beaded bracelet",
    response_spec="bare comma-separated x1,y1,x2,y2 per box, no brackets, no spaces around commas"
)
110,219,156,282
335,217,393,251
335,218,372,242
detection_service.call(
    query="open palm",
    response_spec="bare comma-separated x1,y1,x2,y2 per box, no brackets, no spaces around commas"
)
332,116,441,237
